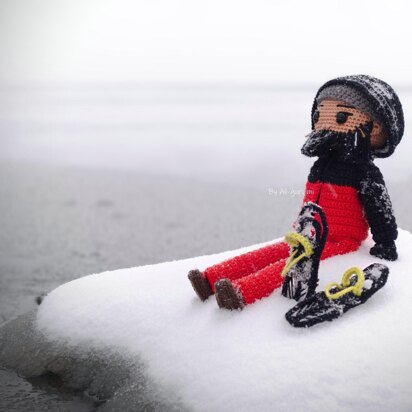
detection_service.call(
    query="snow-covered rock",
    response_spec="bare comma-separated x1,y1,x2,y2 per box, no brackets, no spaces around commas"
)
2,230,412,411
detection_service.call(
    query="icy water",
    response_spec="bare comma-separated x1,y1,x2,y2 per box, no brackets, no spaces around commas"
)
1,84,411,410
0,368,102,411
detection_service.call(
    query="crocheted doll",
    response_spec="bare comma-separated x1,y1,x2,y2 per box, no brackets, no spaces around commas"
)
188,75,404,310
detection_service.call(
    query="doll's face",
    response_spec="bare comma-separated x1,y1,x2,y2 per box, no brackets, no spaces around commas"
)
313,99,387,148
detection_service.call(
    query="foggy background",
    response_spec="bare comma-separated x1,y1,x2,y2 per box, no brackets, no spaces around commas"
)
1,0,412,187
2,0,412,84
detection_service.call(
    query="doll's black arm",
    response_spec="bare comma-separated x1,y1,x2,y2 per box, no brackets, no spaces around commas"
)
358,164,398,260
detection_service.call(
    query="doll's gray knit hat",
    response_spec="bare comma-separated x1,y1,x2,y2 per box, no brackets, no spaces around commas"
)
311,75,404,158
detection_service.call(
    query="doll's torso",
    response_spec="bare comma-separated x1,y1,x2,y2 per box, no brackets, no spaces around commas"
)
303,156,370,242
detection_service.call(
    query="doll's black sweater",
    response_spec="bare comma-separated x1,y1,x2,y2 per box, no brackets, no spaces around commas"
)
308,155,398,245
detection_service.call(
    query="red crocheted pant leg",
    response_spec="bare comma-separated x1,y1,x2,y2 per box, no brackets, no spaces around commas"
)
233,258,287,305
321,238,362,260
204,241,289,292
232,238,362,305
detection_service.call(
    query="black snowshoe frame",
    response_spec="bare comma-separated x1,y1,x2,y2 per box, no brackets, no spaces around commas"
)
281,202,329,302
285,263,389,328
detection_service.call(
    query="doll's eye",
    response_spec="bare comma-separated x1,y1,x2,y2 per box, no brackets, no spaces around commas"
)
313,110,320,124
336,111,352,124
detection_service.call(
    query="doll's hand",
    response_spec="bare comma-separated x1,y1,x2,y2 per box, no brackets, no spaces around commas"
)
370,241,398,261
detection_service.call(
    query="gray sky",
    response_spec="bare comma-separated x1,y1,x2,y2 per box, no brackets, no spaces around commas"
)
1,0,412,85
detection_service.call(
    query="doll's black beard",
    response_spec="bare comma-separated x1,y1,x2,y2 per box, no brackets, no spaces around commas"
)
301,123,373,161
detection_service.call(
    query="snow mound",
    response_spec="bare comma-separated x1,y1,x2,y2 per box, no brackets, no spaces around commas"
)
36,230,412,412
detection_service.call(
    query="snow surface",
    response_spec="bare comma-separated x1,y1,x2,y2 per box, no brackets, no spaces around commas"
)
36,230,412,412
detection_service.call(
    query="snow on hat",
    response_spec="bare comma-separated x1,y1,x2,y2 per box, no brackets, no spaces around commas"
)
311,75,404,158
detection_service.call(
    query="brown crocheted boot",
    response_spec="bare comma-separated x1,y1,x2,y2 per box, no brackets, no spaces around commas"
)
188,269,213,301
215,279,245,310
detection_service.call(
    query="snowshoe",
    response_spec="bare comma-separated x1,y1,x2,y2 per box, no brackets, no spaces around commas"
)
285,263,389,328
281,202,328,302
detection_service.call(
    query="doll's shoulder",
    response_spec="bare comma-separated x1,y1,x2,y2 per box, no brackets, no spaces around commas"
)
358,161,388,195
359,160,384,182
